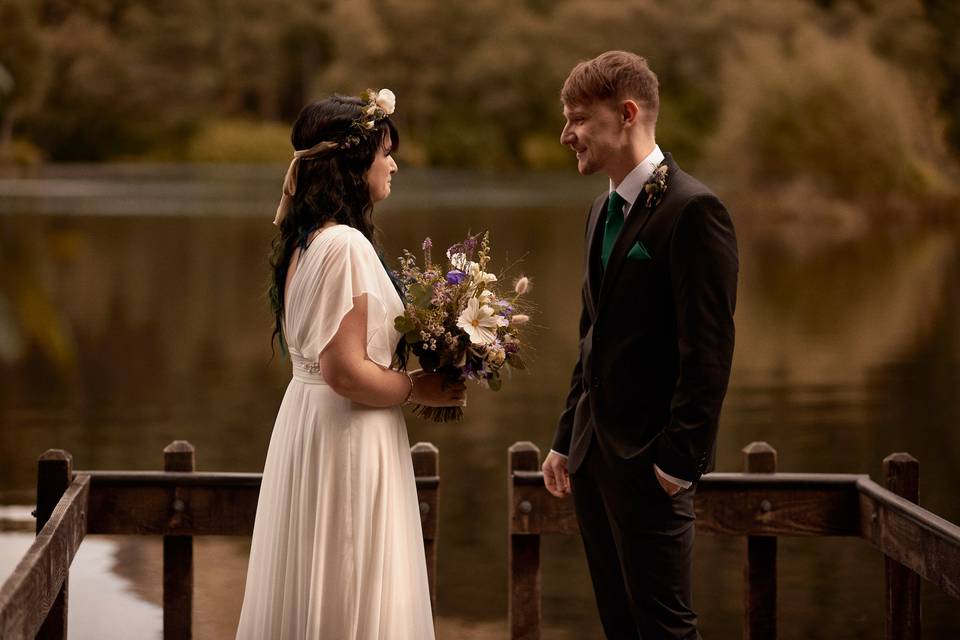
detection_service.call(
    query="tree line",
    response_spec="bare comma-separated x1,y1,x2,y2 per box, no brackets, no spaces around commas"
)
1,0,957,202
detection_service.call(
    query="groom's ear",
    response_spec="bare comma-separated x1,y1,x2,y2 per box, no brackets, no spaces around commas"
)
620,99,641,127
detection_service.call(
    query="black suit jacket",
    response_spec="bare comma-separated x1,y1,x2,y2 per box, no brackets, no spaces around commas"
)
552,153,738,483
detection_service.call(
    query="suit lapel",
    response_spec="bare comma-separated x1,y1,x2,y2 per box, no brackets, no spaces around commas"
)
598,153,678,306
584,193,607,320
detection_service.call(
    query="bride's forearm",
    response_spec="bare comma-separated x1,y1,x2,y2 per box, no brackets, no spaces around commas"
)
317,295,462,408
322,358,410,407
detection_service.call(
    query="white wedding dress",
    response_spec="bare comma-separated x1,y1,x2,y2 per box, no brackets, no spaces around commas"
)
236,224,435,639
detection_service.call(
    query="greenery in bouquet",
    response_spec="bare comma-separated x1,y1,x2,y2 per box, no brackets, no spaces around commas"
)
394,232,532,422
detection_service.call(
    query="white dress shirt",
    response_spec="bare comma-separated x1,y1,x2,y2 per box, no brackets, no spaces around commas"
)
608,144,665,217
551,144,692,491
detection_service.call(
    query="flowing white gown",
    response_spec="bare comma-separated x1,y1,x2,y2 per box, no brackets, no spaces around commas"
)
236,224,435,639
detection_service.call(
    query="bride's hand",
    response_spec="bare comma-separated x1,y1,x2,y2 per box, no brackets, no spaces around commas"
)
409,371,466,407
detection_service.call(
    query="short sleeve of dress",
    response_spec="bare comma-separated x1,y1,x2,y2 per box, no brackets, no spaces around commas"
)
289,226,398,368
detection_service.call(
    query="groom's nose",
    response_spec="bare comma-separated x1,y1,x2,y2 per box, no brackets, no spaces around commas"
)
560,124,574,146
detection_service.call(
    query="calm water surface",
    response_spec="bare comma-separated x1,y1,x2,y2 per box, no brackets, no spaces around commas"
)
1,166,958,638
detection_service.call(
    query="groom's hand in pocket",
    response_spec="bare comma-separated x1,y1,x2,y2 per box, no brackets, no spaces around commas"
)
542,451,571,497
654,465,684,496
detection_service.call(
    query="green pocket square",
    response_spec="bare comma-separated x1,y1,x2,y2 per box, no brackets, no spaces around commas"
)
627,240,651,260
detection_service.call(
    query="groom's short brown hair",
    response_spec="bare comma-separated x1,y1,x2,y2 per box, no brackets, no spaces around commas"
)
561,51,659,126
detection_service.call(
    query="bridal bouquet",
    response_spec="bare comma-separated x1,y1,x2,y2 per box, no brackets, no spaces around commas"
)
394,232,532,422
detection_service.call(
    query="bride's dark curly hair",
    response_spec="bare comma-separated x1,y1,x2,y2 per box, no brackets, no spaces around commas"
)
268,95,400,356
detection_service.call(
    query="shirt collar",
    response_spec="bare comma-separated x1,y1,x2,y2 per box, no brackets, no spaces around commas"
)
609,144,665,210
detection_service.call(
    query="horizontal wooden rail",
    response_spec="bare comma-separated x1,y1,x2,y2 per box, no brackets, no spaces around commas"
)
510,471,867,537
0,474,89,640
507,441,960,640
858,477,960,599
79,470,439,536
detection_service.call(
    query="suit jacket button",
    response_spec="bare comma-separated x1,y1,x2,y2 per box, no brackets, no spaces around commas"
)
591,377,600,389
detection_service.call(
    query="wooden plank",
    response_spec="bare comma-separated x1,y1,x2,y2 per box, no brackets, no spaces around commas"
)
883,453,921,640
509,442,542,640
35,450,74,640
163,441,195,640
509,479,578,536
0,475,89,640
85,474,261,536
83,472,439,536
696,474,863,537
84,469,437,489
510,472,865,537
859,477,960,600
743,442,777,640
411,442,439,613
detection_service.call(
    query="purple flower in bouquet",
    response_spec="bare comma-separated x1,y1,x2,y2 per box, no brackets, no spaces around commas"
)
446,270,467,285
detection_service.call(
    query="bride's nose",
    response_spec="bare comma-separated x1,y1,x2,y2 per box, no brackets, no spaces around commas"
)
389,156,398,174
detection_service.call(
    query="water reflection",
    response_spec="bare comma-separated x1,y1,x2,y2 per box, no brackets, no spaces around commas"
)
1,169,959,638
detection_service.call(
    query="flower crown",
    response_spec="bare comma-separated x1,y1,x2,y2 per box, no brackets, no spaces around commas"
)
342,88,396,148
273,88,397,225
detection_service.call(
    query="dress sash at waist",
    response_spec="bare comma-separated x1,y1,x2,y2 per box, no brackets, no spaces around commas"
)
290,353,328,385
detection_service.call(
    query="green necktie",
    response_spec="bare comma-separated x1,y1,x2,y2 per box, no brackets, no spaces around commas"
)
601,191,627,268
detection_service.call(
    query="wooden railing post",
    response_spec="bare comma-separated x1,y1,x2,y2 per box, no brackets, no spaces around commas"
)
35,449,73,640
743,442,777,640
883,453,921,640
164,440,195,640
508,441,541,640
411,442,440,613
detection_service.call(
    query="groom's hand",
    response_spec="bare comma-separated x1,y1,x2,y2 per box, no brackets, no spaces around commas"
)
654,466,683,496
542,451,571,497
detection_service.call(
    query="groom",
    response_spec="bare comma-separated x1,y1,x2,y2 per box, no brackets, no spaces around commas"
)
543,51,738,639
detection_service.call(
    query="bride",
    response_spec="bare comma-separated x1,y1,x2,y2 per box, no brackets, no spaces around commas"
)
236,90,464,639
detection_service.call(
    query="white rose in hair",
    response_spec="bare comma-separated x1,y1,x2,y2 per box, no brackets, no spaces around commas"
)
375,89,396,115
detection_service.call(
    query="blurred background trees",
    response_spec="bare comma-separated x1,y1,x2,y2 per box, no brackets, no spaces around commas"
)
1,0,957,202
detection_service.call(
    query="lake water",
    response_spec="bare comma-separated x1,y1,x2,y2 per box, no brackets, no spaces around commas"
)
1,165,958,638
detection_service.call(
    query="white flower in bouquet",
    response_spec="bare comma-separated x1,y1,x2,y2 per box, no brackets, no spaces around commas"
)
450,252,468,271
484,344,507,366
511,314,530,325
457,298,500,345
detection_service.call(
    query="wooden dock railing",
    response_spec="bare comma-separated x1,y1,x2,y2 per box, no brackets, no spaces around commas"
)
0,441,440,640
508,441,960,640
3,439,959,639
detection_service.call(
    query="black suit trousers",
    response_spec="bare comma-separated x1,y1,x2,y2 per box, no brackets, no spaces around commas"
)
571,435,701,640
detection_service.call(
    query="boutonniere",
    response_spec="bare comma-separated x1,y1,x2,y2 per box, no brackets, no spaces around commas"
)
642,162,669,209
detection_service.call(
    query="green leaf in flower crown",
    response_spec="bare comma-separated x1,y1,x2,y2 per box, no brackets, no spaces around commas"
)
408,283,433,307
506,352,526,370
395,315,415,334
488,374,502,391
404,330,420,344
